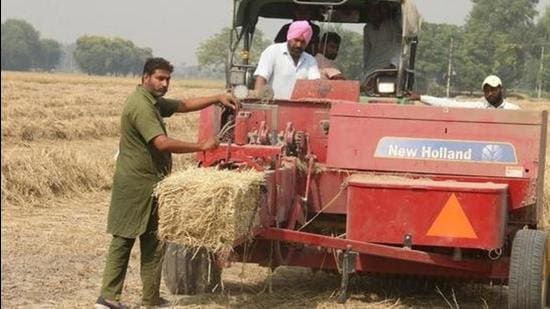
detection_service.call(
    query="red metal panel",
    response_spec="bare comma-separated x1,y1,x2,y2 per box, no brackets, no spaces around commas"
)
291,80,360,102
260,167,297,228
197,105,218,143
330,102,545,125
307,170,532,215
346,176,508,249
245,108,274,133
307,170,349,214
326,103,543,180
429,175,535,213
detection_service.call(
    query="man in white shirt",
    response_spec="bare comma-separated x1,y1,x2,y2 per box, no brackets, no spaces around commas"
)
315,32,345,80
410,75,520,110
254,21,321,100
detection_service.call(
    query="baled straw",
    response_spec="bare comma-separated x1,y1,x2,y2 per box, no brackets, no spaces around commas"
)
155,167,265,254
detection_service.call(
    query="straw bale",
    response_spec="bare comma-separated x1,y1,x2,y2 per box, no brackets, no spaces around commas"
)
156,168,265,254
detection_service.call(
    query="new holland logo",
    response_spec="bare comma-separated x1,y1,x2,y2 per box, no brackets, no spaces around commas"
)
481,144,505,162
374,137,517,164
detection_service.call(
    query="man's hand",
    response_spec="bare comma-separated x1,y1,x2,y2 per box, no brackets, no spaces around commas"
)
218,94,240,110
200,136,220,151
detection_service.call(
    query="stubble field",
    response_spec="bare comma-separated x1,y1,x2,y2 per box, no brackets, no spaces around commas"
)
1,71,549,308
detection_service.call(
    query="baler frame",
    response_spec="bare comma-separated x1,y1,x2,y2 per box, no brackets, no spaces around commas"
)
162,1,549,307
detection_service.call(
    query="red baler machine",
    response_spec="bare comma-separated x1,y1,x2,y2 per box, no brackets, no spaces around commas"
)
196,81,548,306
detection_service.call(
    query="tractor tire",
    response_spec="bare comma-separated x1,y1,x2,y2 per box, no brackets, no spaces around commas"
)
162,243,222,295
508,229,549,309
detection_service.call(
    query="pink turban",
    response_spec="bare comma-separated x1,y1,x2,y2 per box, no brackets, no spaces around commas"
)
287,21,313,45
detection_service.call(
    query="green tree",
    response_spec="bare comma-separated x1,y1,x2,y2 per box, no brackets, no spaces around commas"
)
415,23,465,94
460,0,538,91
540,5,550,38
37,38,62,71
527,5,550,94
131,47,153,76
106,38,137,76
74,36,110,75
1,19,41,71
74,35,152,76
197,27,270,70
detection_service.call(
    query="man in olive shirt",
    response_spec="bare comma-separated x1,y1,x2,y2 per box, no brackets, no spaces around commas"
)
95,58,238,309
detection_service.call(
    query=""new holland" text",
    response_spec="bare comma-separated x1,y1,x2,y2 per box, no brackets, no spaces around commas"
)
388,145,473,160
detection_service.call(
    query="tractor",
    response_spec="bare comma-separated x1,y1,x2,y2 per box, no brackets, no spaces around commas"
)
163,0,549,307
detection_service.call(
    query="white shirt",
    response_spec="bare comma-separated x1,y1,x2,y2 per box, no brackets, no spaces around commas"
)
420,95,520,110
315,54,342,79
254,43,321,100
363,19,402,78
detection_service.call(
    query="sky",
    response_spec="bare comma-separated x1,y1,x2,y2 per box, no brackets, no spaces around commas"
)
2,0,549,66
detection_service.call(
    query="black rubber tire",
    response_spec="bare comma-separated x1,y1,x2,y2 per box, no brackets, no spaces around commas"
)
162,243,222,295
508,229,549,309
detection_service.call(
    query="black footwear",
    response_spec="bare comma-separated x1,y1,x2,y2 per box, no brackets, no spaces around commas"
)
94,296,129,309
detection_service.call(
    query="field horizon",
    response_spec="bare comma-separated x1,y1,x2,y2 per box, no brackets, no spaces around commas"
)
1,71,549,308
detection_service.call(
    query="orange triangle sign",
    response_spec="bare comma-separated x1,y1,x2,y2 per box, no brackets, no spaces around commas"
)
427,193,477,239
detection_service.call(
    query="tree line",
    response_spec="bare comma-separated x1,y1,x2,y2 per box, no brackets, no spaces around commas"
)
1,19,151,76
368,0,549,95
73,36,152,76
414,0,550,96
2,0,549,95
1,19,62,71
195,0,549,95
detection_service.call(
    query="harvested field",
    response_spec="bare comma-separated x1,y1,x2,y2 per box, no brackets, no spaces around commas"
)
1,71,549,308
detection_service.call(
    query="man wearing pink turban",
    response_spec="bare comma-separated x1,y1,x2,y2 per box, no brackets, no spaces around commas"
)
274,4,320,55
254,21,321,100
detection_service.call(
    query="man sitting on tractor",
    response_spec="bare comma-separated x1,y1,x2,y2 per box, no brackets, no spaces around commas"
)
254,21,320,100
316,32,345,80
363,1,402,81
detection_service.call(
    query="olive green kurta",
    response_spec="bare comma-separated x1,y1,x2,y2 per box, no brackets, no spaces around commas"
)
107,85,180,238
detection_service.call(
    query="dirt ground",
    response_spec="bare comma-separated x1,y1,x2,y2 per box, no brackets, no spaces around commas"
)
1,190,509,308
1,72,548,308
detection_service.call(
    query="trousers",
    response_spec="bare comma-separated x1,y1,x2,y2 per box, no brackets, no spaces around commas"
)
99,210,164,306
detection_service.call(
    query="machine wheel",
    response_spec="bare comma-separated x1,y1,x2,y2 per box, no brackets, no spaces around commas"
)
162,243,222,295
508,229,549,309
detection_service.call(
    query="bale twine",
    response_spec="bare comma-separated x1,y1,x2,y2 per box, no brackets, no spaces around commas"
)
155,167,265,254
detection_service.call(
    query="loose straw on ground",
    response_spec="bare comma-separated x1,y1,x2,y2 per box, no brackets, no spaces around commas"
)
155,167,265,254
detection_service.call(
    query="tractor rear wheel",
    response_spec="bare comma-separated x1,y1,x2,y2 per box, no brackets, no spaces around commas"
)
508,229,549,309
162,243,222,295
